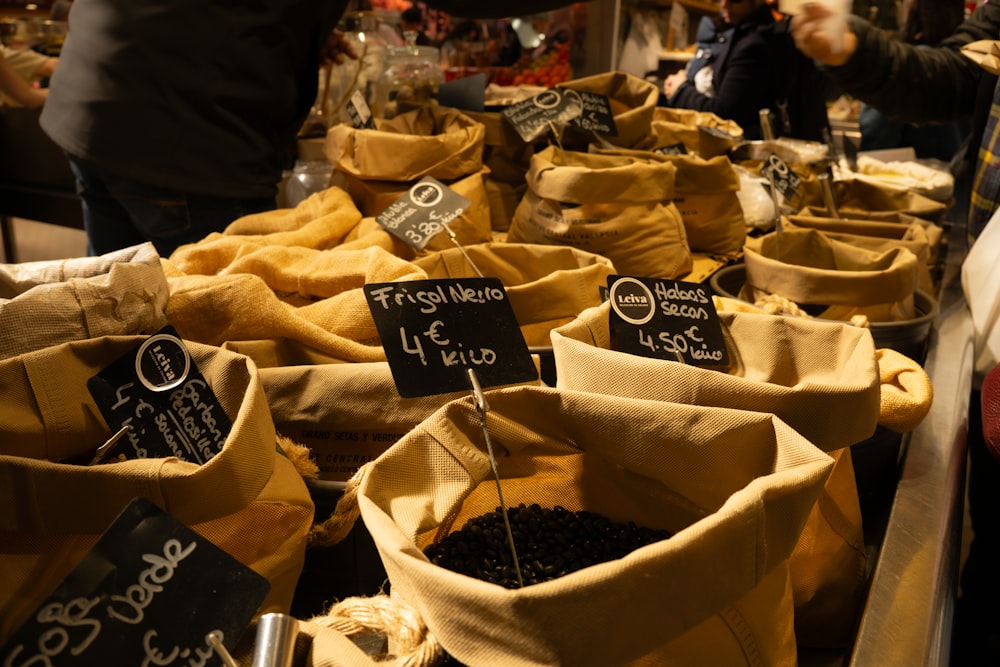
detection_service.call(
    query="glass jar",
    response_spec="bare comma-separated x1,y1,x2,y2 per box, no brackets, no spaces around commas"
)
375,35,444,119
284,160,333,208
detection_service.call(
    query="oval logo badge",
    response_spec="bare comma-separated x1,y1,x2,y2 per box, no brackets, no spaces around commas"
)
609,277,655,325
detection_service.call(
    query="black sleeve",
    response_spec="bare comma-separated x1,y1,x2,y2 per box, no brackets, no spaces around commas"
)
825,6,1000,124
422,0,578,18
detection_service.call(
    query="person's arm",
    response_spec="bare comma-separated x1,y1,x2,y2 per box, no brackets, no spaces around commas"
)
792,2,999,124
0,52,47,108
1,45,57,80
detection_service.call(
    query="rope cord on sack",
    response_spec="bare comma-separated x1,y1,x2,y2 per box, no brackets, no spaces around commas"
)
308,464,366,547
752,293,870,328
277,434,321,478
309,592,444,666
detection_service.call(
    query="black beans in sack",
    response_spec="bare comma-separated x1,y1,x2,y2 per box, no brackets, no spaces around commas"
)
424,503,673,588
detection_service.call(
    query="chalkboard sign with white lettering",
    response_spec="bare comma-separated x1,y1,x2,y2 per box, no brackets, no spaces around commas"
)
364,278,538,397
761,152,802,201
375,177,472,250
608,275,730,368
0,497,270,667
501,87,583,143
560,89,618,136
87,326,232,464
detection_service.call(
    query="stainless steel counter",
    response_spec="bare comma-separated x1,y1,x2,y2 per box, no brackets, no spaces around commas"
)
848,223,973,666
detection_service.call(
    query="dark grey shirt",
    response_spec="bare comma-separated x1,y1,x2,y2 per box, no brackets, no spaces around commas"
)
41,0,348,198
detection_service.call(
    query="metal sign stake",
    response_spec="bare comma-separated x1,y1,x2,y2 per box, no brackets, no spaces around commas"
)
442,222,484,277
467,368,523,588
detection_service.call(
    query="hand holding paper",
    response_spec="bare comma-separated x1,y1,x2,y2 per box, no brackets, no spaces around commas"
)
785,0,857,66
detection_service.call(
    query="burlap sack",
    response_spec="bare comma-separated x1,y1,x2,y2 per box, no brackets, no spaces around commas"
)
462,107,539,232
795,205,944,264
550,301,879,647
354,385,833,666
507,145,692,279
260,362,466,483
557,71,660,150
325,105,485,183
831,177,949,224
784,214,937,293
742,228,922,322
412,242,615,347
217,186,364,250
591,146,745,257
0,337,314,643
644,106,745,156
164,244,425,367
338,168,494,251
708,296,934,434
735,156,826,214
0,242,168,360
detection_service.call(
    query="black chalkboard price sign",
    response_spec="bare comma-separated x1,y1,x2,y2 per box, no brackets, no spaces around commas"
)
375,176,472,250
761,152,802,201
608,275,730,368
86,326,232,464
0,497,270,667
364,278,538,397
501,87,583,142
559,89,618,136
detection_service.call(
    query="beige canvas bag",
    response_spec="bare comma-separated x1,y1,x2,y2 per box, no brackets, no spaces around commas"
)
337,168,494,250
0,242,168,360
507,145,692,279
742,228,922,322
412,242,614,347
550,301,880,647
644,106,745,155
784,215,936,293
259,362,467,484
351,385,833,666
796,205,944,263
461,107,539,232
558,71,660,150
325,105,485,183
831,177,949,223
324,105,492,245
0,337,314,643
591,146,746,257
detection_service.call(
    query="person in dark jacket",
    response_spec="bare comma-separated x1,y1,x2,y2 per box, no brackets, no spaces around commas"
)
856,0,971,163
663,0,779,138
682,15,735,100
792,2,998,232
663,0,829,141
793,4,1000,664
39,0,579,258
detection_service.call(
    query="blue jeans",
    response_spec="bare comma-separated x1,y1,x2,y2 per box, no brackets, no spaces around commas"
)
67,155,276,258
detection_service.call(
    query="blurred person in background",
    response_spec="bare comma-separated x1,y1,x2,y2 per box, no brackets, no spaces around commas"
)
39,0,356,258
662,0,830,141
857,0,971,162
39,0,582,258
399,6,433,46
0,46,57,108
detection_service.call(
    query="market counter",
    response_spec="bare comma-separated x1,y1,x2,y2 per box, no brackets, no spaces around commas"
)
847,221,973,666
